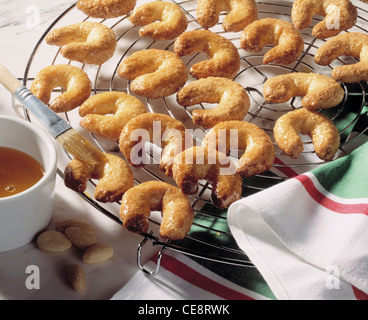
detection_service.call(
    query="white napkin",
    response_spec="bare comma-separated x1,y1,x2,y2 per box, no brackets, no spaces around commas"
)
227,140,368,300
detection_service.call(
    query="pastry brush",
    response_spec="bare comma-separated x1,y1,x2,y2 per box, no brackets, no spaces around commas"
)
0,63,106,165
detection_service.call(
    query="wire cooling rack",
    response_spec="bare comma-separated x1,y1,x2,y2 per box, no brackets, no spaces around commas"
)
20,0,368,274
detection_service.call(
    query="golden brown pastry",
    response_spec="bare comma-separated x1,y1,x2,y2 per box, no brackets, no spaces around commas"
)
273,108,340,161
196,0,257,32
240,18,304,65
120,181,194,240
202,121,275,177
172,146,242,208
129,1,188,40
119,113,188,176
76,0,136,19
314,32,368,83
292,0,357,39
64,152,134,203
174,29,240,79
263,73,345,110
30,64,92,113
117,49,188,99
79,92,147,141
176,77,250,129
45,22,117,65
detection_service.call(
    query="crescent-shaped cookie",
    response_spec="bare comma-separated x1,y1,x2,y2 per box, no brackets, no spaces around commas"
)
202,120,275,177
118,49,188,99
172,146,242,209
64,152,134,203
196,0,257,32
46,22,117,65
314,32,368,83
120,181,194,240
273,108,340,161
240,18,304,65
176,77,250,129
76,0,136,19
292,0,357,39
119,113,187,176
30,64,92,113
263,73,344,110
174,29,241,79
129,1,188,40
79,92,147,141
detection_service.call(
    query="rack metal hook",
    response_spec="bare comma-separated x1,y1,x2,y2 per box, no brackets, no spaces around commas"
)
137,231,167,276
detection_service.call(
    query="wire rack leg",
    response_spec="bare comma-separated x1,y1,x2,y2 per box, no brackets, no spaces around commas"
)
137,231,167,276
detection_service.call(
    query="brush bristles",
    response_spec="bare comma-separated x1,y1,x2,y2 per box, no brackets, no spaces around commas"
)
56,129,106,165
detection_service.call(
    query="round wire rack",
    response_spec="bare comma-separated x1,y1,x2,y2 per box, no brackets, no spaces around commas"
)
21,0,368,274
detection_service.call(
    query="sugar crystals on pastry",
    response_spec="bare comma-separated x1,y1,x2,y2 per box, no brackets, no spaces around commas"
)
240,18,304,65
46,22,117,65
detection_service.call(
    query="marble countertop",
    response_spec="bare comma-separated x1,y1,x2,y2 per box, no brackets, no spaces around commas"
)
0,0,158,300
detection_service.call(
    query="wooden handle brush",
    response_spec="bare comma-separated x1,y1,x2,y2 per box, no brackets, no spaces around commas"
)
0,63,106,165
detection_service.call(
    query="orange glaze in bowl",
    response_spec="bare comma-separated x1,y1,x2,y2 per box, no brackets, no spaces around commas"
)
0,147,45,198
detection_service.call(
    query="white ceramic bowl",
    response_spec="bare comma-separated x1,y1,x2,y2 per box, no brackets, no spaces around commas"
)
0,115,57,252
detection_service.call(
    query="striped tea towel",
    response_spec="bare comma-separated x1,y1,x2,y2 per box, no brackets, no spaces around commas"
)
111,250,272,300
228,140,368,300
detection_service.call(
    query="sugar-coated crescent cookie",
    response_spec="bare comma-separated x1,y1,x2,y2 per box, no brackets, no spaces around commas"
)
120,181,194,240
79,92,147,141
64,152,134,203
119,113,188,176
46,22,117,65
176,77,250,129
240,18,304,65
202,121,275,177
174,30,240,79
196,0,258,32
118,49,188,99
314,32,368,83
172,146,242,208
263,73,345,110
292,0,357,39
76,0,136,19
273,108,340,161
129,1,188,40
30,64,92,113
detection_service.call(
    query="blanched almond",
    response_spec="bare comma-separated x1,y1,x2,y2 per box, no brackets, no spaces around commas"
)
83,243,114,264
67,264,86,293
65,227,97,250
55,219,94,234
36,230,72,252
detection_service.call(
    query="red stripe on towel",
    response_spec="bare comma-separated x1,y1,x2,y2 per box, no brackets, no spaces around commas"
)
151,254,254,300
353,286,368,300
296,174,368,215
